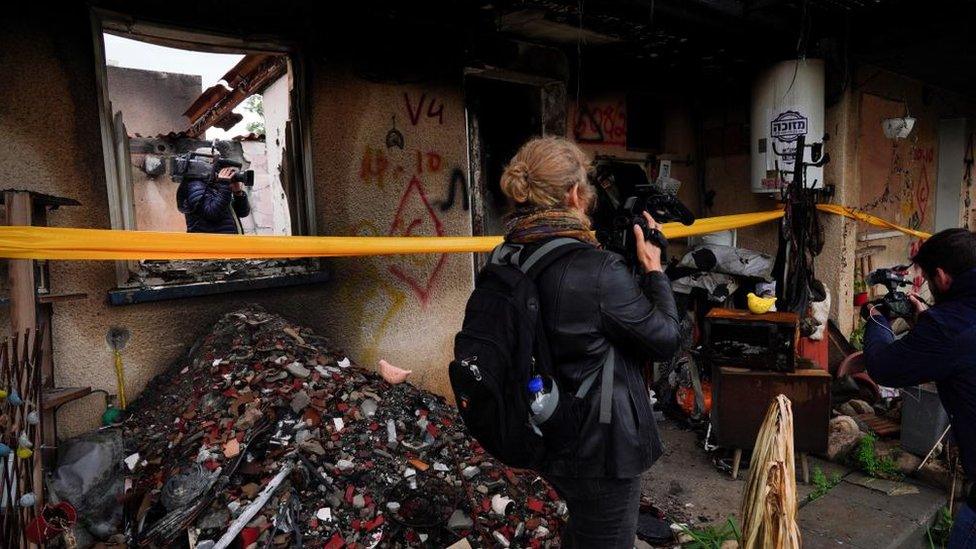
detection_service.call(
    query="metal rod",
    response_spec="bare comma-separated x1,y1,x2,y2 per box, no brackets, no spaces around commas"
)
213,459,295,549
914,424,952,474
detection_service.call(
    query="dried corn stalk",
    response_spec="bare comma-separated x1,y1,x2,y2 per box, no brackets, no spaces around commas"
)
739,394,801,549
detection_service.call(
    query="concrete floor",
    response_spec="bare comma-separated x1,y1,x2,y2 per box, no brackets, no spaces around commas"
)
636,420,946,548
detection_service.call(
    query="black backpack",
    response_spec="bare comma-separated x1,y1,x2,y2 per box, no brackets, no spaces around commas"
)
449,237,600,468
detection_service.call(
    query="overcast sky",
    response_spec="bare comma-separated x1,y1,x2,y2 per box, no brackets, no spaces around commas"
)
104,34,261,139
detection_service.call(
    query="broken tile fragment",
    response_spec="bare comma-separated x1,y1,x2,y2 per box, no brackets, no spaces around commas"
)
448,509,474,531
241,483,260,499
290,390,311,413
222,438,240,459
285,361,310,378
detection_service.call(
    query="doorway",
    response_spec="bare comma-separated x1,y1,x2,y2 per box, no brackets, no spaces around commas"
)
465,76,545,244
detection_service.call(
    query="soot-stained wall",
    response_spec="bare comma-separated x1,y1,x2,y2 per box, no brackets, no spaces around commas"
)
0,15,474,434
310,68,474,400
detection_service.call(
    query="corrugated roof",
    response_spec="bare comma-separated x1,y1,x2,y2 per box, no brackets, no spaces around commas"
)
183,53,287,137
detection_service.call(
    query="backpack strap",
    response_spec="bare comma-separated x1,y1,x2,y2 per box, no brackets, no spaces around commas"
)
574,347,615,424
516,237,581,274
494,237,614,423
489,237,585,277
490,243,523,266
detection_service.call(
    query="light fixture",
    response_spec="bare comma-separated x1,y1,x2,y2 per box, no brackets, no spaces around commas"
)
882,117,916,139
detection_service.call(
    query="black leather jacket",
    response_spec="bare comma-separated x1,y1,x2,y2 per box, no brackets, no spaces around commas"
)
531,238,681,478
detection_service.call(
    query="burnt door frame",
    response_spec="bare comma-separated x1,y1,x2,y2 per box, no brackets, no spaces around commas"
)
463,69,566,272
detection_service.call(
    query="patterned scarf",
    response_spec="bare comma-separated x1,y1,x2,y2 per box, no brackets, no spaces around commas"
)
504,207,599,245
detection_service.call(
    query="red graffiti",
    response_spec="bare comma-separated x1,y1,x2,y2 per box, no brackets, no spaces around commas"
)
387,175,447,307
913,147,935,164
909,240,925,291
915,162,932,228
404,93,444,126
360,147,390,187
573,101,627,146
415,150,443,174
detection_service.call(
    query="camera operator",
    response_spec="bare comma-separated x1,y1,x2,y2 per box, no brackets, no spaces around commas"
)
863,228,976,547
498,137,680,547
177,165,251,234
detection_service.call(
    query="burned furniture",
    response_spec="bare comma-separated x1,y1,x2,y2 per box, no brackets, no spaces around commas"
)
704,308,799,373
705,309,831,482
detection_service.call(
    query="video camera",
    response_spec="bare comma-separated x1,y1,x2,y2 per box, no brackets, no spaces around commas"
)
860,266,914,320
171,148,254,188
591,161,695,268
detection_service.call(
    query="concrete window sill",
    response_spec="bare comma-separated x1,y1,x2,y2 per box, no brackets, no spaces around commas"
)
107,267,329,306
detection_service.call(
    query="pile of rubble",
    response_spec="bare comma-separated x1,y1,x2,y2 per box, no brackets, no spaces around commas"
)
119,306,565,548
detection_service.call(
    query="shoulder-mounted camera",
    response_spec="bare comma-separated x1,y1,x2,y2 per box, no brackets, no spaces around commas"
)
171,149,254,187
591,160,695,268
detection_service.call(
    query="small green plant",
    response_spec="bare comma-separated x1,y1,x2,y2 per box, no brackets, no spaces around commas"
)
808,466,842,501
854,276,868,294
853,434,902,480
849,321,866,351
679,517,741,548
926,506,953,548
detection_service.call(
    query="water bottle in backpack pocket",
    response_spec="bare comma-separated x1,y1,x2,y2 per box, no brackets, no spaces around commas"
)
526,374,584,451
448,238,590,468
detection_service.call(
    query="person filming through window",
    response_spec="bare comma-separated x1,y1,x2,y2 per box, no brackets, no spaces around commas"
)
176,154,251,234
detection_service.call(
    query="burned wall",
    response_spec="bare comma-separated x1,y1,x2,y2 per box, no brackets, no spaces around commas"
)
850,67,976,315
0,15,328,436
310,68,474,400
698,97,781,256
568,93,701,224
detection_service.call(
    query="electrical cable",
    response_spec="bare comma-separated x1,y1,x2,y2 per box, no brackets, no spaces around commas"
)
867,307,896,338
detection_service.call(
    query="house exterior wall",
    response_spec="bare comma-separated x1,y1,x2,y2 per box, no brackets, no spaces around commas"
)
105,66,200,136
568,94,701,223
4,12,976,438
0,16,473,435
310,68,474,399
107,66,199,233
0,19,314,437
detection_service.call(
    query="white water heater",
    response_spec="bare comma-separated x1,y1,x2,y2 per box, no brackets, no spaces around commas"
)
750,59,825,193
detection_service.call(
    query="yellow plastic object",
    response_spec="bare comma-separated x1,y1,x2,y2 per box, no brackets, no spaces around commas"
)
0,389,7,400
816,204,931,240
0,210,786,260
0,205,927,261
747,292,777,314
16,446,32,459
113,350,127,410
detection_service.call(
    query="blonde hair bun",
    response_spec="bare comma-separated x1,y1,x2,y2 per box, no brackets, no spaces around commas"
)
501,160,532,203
500,137,594,210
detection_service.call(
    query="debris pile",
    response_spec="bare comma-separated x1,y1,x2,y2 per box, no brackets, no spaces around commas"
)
120,306,565,547
129,258,320,287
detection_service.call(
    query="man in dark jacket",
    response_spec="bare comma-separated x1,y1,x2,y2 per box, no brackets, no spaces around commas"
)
177,166,251,234
863,228,976,548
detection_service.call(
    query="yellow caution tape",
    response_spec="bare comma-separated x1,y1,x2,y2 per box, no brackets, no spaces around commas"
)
0,205,926,260
815,203,931,240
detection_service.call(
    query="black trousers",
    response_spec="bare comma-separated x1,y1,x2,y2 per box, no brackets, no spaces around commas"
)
543,474,642,548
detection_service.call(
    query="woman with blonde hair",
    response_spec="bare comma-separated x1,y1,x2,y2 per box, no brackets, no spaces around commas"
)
500,136,680,547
